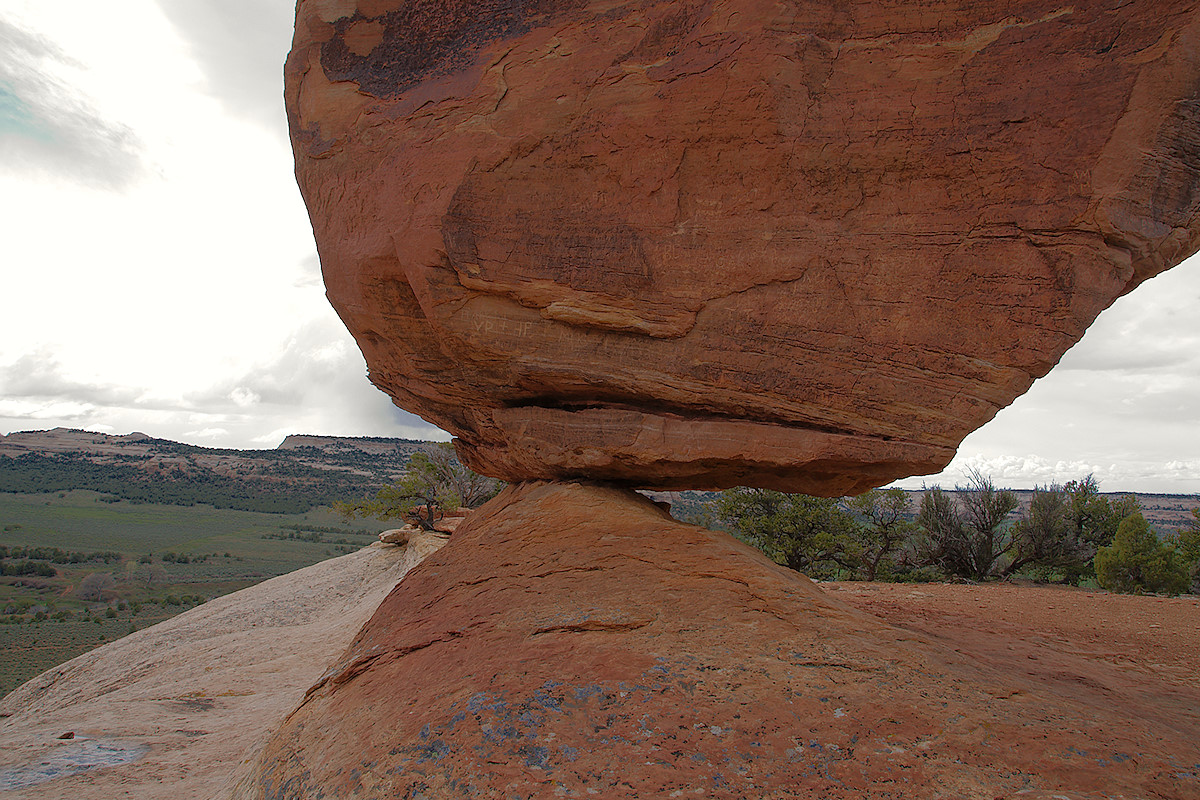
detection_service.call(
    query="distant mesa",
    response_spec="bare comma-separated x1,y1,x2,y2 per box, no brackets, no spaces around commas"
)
0,428,425,459
276,433,430,453
286,0,1200,494
0,428,160,457
0,429,431,514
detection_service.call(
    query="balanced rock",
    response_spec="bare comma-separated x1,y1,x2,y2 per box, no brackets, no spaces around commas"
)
236,482,1200,799
285,0,1200,493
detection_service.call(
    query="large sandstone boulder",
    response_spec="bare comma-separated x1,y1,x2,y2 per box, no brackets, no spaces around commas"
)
286,0,1200,494
235,482,1200,798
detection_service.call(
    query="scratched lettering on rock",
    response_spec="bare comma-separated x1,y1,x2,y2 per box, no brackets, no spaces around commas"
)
469,313,588,343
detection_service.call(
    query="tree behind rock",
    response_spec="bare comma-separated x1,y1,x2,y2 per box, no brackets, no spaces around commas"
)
915,486,967,576
715,488,859,579
1169,507,1200,593
1063,475,1139,581
845,488,917,580
1004,486,1087,579
1095,512,1189,595
335,443,501,531
916,470,1017,581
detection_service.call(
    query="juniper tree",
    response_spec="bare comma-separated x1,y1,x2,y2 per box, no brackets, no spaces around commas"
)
335,443,500,531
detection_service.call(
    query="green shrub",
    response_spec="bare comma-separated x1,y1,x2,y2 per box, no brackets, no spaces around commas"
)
1095,513,1189,596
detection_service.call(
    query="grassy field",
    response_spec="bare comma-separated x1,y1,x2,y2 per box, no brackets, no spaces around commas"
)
0,490,385,697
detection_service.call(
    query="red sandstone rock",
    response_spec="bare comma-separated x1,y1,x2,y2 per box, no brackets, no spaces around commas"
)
236,483,1200,798
286,0,1200,493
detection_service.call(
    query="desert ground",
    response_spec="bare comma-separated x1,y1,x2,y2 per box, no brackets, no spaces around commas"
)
828,580,1199,692
829,579,1200,775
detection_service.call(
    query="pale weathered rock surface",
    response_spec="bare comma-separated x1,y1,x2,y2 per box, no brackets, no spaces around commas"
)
379,510,470,544
0,536,445,800
377,526,416,544
235,483,1200,799
286,0,1200,493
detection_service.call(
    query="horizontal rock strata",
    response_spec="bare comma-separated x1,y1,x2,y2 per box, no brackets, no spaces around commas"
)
287,0,1200,492
236,483,1200,799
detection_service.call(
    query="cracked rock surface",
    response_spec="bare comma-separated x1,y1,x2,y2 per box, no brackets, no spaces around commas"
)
236,483,1200,799
287,0,1200,493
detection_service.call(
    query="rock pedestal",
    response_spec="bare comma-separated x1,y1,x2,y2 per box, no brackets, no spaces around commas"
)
286,0,1200,493
236,484,1200,799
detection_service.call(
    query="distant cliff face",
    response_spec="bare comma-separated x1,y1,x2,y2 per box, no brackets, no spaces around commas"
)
275,433,431,455
285,0,1200,495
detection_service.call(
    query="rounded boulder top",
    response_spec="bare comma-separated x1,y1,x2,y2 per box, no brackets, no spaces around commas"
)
285,0,1200,495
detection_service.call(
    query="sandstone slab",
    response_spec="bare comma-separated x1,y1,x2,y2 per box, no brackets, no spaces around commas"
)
286,0,1200,493
0,536,445,800
235,483,1200,799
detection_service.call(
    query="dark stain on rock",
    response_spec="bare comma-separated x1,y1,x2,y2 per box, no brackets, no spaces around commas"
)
321,0,586,98
1150,90,1200,227
169,697,215,712
444,176,655,297
622,0,714,64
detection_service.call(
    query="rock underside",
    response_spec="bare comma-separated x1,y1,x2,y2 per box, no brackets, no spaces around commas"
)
287,0,1200,493
237,483,1200,799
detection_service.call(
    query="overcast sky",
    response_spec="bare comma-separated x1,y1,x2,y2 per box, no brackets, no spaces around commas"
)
1,2,1197,493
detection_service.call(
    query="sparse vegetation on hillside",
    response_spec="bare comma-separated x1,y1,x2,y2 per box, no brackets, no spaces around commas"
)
0,452,378,513
0,431,436,514
0,490,381,697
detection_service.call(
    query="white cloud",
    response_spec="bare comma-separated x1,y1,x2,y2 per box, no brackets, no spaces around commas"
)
0,14,145,188
183,427,231,440
154,0,296,137
0,398,96,422
229,387,261,408
0,317,445,449
0,351,142,407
